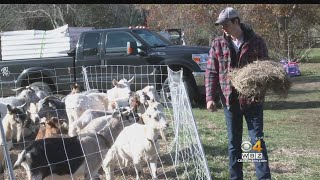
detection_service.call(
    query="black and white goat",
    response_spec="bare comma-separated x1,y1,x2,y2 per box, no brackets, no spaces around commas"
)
0,103,32,173
37,95,67,122
0,86,40,139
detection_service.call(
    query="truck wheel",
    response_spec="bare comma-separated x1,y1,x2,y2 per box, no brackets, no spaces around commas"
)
29,82,52,95
183,75,197,105
160,75,197,107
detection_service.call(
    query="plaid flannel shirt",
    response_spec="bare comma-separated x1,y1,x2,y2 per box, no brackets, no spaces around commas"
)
205,23,268,108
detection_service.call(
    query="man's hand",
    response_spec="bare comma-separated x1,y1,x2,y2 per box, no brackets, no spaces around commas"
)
207,100,217,112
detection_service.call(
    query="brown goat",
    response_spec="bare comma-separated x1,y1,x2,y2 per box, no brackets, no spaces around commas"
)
35,117,68,140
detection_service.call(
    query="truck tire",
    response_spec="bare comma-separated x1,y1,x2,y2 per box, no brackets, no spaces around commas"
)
29,81,52,95
160,75,197,107
183,75,197,105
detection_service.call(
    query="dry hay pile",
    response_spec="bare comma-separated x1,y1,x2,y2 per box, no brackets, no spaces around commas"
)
229,60,292,100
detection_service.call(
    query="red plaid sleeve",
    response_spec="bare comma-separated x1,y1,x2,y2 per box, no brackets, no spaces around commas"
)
205,41,219,103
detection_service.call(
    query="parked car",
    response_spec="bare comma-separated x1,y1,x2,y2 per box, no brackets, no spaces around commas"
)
280,58,301,77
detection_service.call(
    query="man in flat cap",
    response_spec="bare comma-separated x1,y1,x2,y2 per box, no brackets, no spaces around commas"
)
205,7,271,180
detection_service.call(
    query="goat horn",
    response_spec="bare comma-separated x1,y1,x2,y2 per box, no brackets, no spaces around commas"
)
128,76,135,83
19,102,28,112
11,86,26,92
112,79,118,87
43,96,54,102
43,95,60,102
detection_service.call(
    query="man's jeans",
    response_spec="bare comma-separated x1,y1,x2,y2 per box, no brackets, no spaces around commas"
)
223,101,271,180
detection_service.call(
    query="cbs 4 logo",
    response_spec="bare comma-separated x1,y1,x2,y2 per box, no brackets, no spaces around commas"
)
241,140,263,152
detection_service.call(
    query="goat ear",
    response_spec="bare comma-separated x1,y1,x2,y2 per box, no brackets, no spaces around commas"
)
7,104,14,114
128,76,134,84
112,79,118,87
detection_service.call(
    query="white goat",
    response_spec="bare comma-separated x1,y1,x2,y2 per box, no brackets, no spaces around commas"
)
0,87,40,118
130,85,162,114
30,85,49,100
107,77,134,110
68,109,114,137
140,85,161,104
65,92,109,136
102,107,168,180
26,85,49,129
66,77,134,136
79,108,138,135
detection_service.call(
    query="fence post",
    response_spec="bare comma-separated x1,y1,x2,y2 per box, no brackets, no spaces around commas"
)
0,114,15,180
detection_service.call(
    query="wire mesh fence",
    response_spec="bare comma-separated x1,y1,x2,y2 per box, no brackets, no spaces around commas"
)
0,65,211,180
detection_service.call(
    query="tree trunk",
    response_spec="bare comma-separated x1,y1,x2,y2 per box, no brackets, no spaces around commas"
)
278,16,289,58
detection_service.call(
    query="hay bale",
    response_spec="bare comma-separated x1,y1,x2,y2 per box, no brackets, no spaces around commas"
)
229,60,292,100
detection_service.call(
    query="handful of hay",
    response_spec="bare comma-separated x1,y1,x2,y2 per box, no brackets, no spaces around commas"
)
229,60,292,100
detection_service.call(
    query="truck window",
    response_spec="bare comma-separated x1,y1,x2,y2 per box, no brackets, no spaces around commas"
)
132,29,171,48
83,33,101,56
105,31,141,53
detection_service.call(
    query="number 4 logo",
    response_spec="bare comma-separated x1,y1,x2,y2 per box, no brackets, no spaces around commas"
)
252,140,263,152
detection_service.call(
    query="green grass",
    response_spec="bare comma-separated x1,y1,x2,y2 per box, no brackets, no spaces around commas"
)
297,62,320,78
193,63,320,179
297,48,320,63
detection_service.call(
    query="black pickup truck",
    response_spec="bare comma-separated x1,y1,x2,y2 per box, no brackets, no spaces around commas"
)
0,27,210,103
